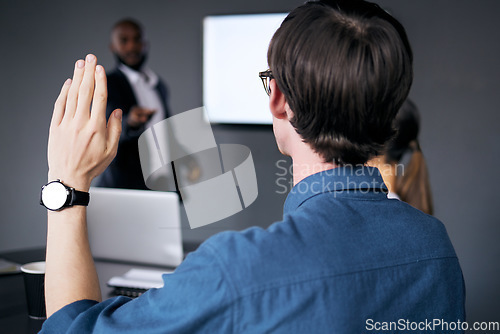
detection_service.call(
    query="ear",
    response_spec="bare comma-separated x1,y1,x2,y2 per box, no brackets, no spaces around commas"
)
269,79,289,120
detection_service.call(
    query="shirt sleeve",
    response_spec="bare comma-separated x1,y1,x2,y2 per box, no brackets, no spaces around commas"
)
40,240,235,333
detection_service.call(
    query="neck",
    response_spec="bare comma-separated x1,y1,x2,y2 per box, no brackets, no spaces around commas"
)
114,53,147,72
291,146,337,185
274,107,337,185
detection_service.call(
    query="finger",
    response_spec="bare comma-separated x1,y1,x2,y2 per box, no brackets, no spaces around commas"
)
75,54,97,121
63,59,85,121
50,78,72,128
136,108,155,117
106,109,123,158
90,64,108,126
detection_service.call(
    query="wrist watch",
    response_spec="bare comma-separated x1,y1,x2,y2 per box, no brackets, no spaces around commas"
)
40,180,90,211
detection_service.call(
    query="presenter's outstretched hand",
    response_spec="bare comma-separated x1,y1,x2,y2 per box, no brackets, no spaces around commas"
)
127,106,156,128
47,54,122,191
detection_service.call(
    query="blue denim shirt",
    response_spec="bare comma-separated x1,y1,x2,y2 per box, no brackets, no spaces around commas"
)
42,167,465,333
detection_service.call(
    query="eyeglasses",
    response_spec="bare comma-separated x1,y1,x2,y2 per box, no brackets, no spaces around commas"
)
259,70,274,96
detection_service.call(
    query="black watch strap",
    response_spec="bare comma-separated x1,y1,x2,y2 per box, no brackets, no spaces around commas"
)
68,188,90,206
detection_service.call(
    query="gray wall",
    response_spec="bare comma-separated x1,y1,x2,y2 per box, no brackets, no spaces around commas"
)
1,0,499,323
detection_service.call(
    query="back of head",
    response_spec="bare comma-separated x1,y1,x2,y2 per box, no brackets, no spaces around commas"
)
268,0,413,165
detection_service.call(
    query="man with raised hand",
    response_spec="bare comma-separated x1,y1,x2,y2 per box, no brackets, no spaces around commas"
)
41,1,464,332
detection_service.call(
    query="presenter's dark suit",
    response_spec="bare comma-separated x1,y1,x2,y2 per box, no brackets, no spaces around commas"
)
97,68,171,189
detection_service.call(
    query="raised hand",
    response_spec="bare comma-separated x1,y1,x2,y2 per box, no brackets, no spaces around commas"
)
47,54,122,191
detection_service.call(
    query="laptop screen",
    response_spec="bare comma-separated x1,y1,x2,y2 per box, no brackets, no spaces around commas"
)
87,187,183,267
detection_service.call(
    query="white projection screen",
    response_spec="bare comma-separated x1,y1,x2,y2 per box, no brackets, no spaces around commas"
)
203,13,288,124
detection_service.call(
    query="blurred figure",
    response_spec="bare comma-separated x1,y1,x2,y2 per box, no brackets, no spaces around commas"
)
370,99,433,214
97,18,172,189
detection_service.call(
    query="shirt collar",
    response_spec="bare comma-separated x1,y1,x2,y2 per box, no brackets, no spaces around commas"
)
118,64,159,86
283,166,388,214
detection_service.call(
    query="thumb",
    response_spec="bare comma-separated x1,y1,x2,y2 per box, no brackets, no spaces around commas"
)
107,109,122,156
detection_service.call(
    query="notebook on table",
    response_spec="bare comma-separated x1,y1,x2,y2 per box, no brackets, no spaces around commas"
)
87,187,184,268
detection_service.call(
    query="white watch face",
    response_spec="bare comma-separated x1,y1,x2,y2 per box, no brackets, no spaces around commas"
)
42,182,68,210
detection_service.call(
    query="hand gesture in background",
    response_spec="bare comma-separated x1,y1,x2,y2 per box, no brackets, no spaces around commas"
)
127,106,156,128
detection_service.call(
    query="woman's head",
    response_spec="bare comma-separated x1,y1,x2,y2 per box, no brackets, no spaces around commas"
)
386,99,433,215
386,99,420,164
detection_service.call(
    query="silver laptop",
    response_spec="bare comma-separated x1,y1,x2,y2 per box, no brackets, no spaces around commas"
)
87,187,183,267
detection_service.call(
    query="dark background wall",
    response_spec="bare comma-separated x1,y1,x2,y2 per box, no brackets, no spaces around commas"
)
1,0,498,324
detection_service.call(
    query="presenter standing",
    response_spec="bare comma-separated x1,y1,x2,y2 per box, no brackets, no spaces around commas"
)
97,18,171,189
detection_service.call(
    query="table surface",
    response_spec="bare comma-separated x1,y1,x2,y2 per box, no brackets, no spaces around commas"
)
0,242,199,334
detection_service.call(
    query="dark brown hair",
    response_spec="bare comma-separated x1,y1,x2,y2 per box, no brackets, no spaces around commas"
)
387,99,434,215
267,0,413,164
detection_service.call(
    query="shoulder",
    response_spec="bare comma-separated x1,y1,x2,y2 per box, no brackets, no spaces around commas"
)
106,68,127,84
200,223,291,259
156,75,169,95
198,228,271,266
196,221,315,293
190,195,458,289
105,69,134,103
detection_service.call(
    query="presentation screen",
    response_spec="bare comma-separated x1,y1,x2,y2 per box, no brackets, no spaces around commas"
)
203,13,287,124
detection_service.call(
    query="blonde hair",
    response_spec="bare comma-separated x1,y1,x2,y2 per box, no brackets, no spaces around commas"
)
395,141,433,215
